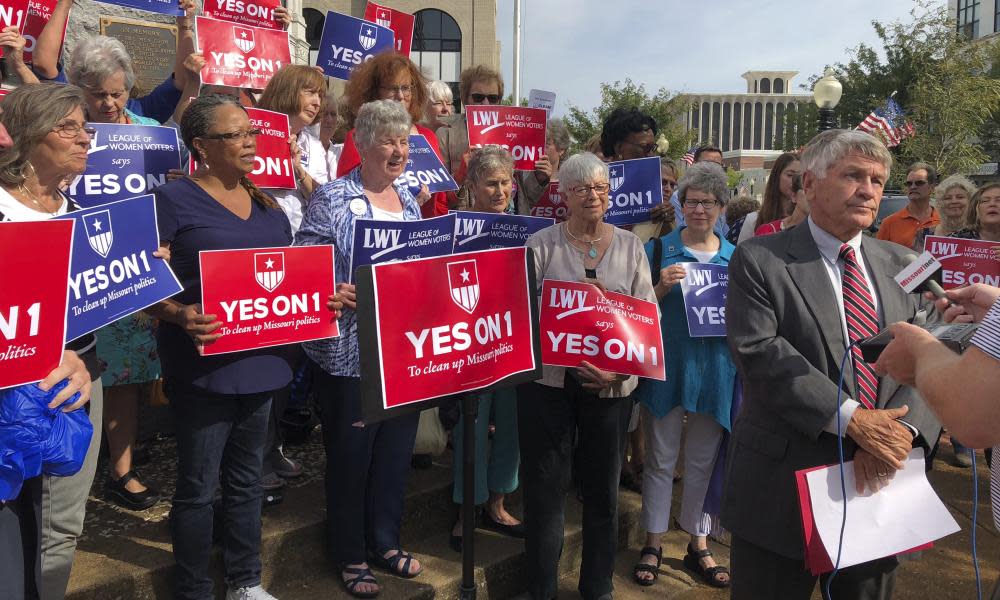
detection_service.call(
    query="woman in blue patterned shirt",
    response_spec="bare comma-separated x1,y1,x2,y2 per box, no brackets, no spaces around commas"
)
294,99,424,598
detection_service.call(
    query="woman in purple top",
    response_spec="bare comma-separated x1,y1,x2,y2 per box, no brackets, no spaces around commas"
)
148,94,342,600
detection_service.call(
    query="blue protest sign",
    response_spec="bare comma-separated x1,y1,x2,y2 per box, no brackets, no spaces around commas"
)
67,124,181,208
349,213,456,281
603,156,663,226
95,0,183,16
56,195,183,342
394,135,458,196
678,262,728,337
453,211,553,253
315,11,394,81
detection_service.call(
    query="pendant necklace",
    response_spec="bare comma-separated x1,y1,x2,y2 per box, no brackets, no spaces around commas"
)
564,222,604,259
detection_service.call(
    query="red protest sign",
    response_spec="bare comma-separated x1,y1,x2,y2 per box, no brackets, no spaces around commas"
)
363,1,413,56
925,235,1000,289
0,89,8,101
0,220,74,389
359,247,539,416
22,0,61,64
0,0,28,58
246,107,295,189
539,279,665,380
465,106,546,171
529,181,567,223
196,16,290,89
199,245,339,355
203,0,281,30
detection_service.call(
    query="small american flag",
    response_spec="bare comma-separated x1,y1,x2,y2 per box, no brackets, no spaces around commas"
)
856,98,915,148
681,146,698,165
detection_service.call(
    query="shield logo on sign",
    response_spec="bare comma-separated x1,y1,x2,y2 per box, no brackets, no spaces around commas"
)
375,8,391,28
609,164,625,193
254,252,285,292
359,24,378,51
84,210,113,258
447,259,480,314
234,27,256,53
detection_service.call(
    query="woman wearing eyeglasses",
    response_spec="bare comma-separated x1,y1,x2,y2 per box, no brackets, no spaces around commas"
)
520,152,656,600
334,53,443,217
632,162,735,590
0,83,106,600
147,94,329,600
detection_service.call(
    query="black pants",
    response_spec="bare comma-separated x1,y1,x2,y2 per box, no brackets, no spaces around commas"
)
313,370,420,566
730,534,897,600
517,377,632,600
0,476,42,600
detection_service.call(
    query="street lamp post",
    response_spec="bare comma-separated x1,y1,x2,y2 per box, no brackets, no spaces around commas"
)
813,68,843,132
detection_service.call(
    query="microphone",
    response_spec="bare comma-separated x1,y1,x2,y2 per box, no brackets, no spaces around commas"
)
900,253,949,303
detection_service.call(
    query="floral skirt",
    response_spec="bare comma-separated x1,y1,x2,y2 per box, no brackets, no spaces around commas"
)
97,314,161,386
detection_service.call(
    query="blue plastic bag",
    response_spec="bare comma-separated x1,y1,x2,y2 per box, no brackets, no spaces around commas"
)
0,380,93,501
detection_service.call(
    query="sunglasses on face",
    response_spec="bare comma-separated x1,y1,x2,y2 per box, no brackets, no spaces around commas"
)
469,93,501,104
904,180,928,188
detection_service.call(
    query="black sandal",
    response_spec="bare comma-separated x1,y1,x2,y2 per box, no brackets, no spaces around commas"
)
683,543,730,588
371,549,422,578
341,565,380,598
632,545,662,586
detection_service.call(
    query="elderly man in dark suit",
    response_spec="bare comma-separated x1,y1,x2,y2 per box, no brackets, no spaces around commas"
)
723,128,942,599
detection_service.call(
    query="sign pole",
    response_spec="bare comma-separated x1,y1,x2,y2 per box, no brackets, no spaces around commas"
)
460,392,478,600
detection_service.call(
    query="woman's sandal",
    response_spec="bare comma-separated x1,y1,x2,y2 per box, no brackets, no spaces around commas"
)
370,549,423,578
682,543,731,588
632,545,662,586
341,565,380,598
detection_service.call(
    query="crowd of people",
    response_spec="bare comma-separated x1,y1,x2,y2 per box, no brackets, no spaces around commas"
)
1,3,998,600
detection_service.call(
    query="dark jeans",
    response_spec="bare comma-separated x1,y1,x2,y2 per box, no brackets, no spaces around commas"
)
167,382,271,600
730,534,897,600
313,369,420,566
517,376,633,600
0,476,42,600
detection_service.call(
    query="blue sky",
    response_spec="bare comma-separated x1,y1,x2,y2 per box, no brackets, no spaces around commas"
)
495,0,932,115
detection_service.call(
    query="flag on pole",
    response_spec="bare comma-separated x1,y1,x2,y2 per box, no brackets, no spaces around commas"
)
681,146,698,165
856,98,914,148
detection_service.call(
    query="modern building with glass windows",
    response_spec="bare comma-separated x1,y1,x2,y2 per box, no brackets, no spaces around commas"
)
302,0,500,106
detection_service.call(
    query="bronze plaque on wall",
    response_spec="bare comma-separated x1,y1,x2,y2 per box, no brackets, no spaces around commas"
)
99,17,177,97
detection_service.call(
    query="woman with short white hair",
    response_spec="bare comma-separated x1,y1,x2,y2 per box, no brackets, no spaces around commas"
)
422,79,454,132
520,152,656,600
296,99,426,598
913,174,977,252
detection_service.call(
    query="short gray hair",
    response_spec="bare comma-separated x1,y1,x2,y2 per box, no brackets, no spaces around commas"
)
678,161,730,206
935,174,977,204
801,129,893,180
354,99,411,152
427,80,453,105
467,146,513,186
547,118,570,152
0,84,86,186
66,36,135,92
558,152,608,194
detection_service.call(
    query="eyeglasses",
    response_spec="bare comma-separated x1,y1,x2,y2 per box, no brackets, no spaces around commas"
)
380,85,413,97
201,129,262,142
469,93,501,104
904,180,928,188
683,199,719,209
623,141,658,155
569,183,610,198
52,122,97,139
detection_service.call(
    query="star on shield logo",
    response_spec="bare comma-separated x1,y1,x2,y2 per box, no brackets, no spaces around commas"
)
609,164,625,193
359,24,378,51
234,27,256,53
254,252,284,292
375,8,391,28
84,210,113,258
447,259,480,314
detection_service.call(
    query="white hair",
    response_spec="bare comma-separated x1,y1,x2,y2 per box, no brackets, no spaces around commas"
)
557,152,609,193
678,162,730,206
354,99,411,152
67,35,136,91
427,80,453,104
801,129,893,180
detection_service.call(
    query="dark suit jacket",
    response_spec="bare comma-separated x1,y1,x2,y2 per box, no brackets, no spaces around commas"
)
722,222,942,560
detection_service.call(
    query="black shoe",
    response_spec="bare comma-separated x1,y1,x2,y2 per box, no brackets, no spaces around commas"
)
480,513,525,538
104,470,159,511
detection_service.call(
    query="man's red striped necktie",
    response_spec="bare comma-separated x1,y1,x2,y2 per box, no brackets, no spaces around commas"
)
838,243,879,409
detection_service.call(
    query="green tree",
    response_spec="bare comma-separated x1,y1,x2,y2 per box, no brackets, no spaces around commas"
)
563,79,693,159
806,2,1000,179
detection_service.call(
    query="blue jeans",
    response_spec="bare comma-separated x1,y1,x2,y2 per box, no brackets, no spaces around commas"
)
167,382,271,600
313,370,420,566
452,388,520,505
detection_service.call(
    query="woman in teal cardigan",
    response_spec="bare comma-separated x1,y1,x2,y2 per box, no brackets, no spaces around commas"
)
632,162,736,590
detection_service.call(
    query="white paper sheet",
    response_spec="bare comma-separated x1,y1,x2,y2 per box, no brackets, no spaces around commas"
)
806,448,960,570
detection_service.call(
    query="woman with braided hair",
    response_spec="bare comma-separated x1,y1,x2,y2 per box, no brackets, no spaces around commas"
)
146,94,343,600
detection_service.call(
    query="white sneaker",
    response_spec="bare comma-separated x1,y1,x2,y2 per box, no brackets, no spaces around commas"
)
225,585,278,600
